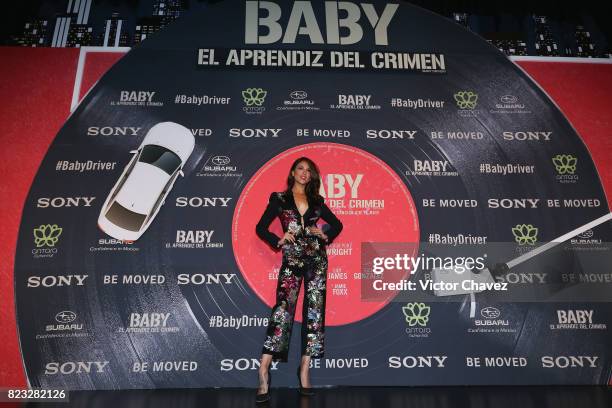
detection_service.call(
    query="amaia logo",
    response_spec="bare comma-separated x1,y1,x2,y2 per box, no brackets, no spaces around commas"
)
242,88,267,106
552,154,578,183
552,155,577,175
454,91,478,110
241,88,267,114
33,224,63,247
402,303,431,327
512,224,538,246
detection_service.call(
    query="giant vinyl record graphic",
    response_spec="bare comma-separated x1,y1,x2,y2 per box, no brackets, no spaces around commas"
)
15,1,612,389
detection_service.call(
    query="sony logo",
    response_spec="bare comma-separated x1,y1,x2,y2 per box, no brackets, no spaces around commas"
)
494,273,547,284
388,356,448,368
488,198,540,209
366,129,416,139
229,128,281,138
87,127,141,136
45,361,109,375
541,356,598,369
28,275,88,288
502,131,552,141
177,273,237,285
245,1,399,46
37,197,95,208
175,197,232,207
221,358,280,371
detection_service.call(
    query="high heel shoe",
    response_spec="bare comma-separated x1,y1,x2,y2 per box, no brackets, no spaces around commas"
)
296,366,315,396
255,369,271,403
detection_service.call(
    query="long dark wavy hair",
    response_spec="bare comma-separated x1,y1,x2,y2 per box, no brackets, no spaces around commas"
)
284,157,323,204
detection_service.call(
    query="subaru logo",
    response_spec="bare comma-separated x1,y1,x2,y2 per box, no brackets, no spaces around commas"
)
290,90,307,100
500,95,518,104
55,311,77,323
212,156,230,166
480,307,501,319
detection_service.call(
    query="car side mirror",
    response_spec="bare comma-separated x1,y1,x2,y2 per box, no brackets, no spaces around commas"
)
178,170,185,177
129,150,138,154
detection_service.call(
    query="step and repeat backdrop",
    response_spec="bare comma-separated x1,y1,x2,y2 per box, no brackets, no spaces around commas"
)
11,1,612,389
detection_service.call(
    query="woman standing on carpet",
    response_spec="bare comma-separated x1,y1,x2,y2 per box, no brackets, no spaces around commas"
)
254,157,343,403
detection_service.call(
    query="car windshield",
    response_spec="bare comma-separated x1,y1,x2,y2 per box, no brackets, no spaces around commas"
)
105,202,146,232
138,145,181,175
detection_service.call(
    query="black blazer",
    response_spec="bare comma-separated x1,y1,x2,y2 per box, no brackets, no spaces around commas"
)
255,192,343,249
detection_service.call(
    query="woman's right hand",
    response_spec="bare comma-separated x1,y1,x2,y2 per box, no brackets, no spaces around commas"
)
278,231,295,246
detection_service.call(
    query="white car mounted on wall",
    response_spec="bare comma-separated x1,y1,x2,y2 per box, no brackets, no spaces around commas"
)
98,122,195,242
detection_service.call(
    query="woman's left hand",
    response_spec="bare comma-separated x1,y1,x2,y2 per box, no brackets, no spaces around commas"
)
307,227,328,242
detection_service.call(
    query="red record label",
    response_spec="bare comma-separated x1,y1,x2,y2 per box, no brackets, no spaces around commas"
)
232,142,420,325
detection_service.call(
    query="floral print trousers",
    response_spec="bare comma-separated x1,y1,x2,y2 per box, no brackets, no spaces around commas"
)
262,237,327,362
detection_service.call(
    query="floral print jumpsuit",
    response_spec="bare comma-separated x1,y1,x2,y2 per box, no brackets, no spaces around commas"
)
256,192,343,362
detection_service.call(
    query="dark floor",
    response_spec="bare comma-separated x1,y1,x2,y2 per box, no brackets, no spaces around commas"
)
15,386,612,408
